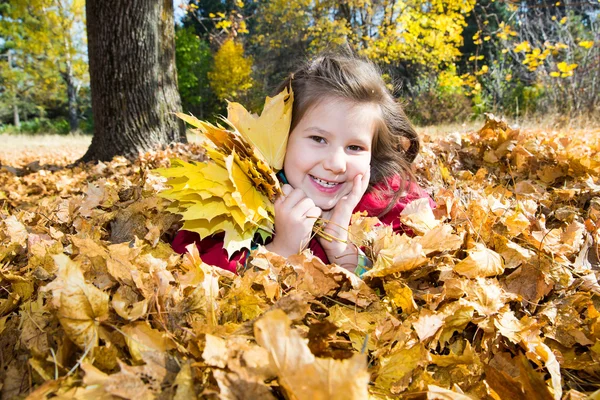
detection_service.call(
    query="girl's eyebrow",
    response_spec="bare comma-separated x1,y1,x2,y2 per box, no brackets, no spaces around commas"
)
304,126,330,135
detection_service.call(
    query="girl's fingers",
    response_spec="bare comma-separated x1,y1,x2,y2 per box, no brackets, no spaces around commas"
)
276,184,294,206
341,173,365,207
295,197,318,218
362,168,371,192
281,187,308,210
282,184,293,196
351,174,364,198
303,205,322,220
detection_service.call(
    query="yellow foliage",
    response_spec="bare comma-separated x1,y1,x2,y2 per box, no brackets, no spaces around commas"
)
156,90,292,256
551,61,578,78
496,22,518,40
0,0,87,105
253,0,475,69
514,41,531,53
208,39,254,102
226,87,293,170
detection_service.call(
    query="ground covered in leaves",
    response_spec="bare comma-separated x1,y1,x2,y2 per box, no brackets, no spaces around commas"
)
1,118,599,399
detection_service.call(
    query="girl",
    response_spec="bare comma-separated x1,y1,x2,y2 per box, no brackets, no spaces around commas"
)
172,52,433,274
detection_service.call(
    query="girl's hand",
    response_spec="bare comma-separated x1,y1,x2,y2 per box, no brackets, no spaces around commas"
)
319,169,370,269
266,184,322,258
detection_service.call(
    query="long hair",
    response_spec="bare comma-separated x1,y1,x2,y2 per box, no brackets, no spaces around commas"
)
275,51,420,217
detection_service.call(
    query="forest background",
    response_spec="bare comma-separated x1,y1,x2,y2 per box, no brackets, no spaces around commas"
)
0,0,598,136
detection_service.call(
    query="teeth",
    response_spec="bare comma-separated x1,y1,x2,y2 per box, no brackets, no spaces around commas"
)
312,176,338,187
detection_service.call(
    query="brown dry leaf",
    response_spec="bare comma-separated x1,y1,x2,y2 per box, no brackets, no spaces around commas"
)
348,212,383,245
287,251,342,297
418,224,464,255
430,341,480,368
384,280,417,314
111,284,149,321
494,309,523,343
497,239,535,269
202,333,228,368
366,235,428,277
106,242,141,285
18,297,51,358
504,211,531,238
213,368,277,400
223,269,269,321
528,221,586,256
42,254,109,350
426,384,475,399
79,182,106,217
400,198,441,234
464,278,512,317
121,321,176,362
4,215,28,246
412,309,445,341
454,243,504,278
537,165,565,184
374,344,427,393
502,263,553,304
5,122,600,398
173,362,196,399
484,363,529,400
438,301,475,345
70,235,108,259
254,309,370,400
80,361,156,400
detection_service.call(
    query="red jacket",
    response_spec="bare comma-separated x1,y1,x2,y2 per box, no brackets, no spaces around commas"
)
172,177,434,273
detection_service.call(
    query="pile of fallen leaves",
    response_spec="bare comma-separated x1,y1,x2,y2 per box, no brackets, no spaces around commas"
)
1,117,599,399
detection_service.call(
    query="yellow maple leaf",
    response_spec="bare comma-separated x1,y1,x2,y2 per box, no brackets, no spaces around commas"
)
374,344,426,391
400,198,440,234
412,309,445,341
122,321,176,362
454,243,504,278
417,224,464,254
157,90,289,258
254,309,370,400
366,234,428,277
384,280,417,314
111,285,149,321
226,87,293,170
43,254,109,350
4,215,28,246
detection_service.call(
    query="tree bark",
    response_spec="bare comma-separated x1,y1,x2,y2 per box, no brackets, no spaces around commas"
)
62,64,79,133
7,51,20,129
12,102,20,129
81,0,186,162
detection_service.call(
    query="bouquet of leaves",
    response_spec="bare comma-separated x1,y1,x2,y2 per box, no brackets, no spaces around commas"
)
155,88,293,256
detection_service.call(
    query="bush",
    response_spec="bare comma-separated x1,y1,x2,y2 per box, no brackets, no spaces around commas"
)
0,117,71,135
406,91,473,126
403,69,474,125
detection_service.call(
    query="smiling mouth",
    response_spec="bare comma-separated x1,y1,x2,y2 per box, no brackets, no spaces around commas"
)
310,175,342,188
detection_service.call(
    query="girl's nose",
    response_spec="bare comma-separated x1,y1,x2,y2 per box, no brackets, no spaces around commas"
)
323,148,346,174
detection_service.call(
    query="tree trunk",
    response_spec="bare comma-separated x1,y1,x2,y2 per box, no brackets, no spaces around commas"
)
81,0,186,162
8,51,20,129
62,63,79,133
13,102,20,129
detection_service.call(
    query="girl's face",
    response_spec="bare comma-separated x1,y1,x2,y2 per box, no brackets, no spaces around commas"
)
283,97,378,211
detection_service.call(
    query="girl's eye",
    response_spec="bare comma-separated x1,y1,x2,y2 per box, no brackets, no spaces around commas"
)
347,145,364,151
310,136,326,144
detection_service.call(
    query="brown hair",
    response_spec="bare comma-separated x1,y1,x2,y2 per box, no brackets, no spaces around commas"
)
274,52,420,217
